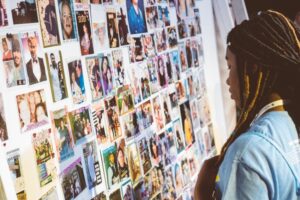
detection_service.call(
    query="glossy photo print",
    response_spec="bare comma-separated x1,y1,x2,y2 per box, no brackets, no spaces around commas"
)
126,0,147,34
76,10,94,55
9,0,38,24
58,0,78,41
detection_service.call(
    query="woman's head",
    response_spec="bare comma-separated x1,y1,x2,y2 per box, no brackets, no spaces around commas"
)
221,10,300,162
117,148,125,167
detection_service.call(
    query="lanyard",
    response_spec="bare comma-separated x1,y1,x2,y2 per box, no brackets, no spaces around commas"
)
250,99,289,127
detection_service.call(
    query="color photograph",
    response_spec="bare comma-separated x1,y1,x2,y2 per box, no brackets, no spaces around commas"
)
76,10,94,55
59,0,77,41
9,0,38,24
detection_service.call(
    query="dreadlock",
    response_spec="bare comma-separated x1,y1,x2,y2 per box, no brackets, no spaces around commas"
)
218,10,300,165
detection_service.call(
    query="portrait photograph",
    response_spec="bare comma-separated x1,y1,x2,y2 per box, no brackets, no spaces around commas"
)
128,65,142,104
51,107,74,163
138,138,152,175
21,31,47,85
126,0,147,34
157,6,170,27
37,0,61,47
9,0,38,24
16,89,49,133
136,100,154,131
166,126,178,162
59,0,78,41
198,95,211,127
156,55,168,88
112,49,126,87
76,10,94,55
106,9,120,48
172,162,183,193
117,7,130,46
0,93,8,142
142,33,156,58
105,96,122,141
116,85,134,116
99,53,114,96
155,29,168,53
149,133,162,166
177,19,188,39
137,62,151,100
116,138,129,181
147,58,160,94
0,0,8,27
67,59,86,104
145,6,158,30
173,118,185,153
92,22,109,52
102,145,119,190
121,180,134,200
127,142,142,184
45,50,68,102
120,111,140,139
178,43,188,72
91,102,108,144
129,37,144,63
179,101,195,147
152,94,164,132
175,80,187,103
170,50,181,82
167,26,178,49
86,56,104,101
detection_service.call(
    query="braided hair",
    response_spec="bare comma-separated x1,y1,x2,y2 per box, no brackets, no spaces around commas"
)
219,10,300,164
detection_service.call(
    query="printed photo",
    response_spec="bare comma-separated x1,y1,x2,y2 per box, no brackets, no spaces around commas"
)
86,56,104,101
116,138,129,180
195,129,205,160
68,106,92,144
116,85,134,116
117,7,130,46
120,111,140,139
157,6,170,27
51,107,74,163
178,42,188,72
185,39,193,68
45,50,68,102
60,158,87,200
191,39,200,68
180,101,195,146
152,95,164,132
161,90,172,125
37,0,60,47
126,0,147,34
170,50,181,81
162,166,176,200
167,26,178,49
173,118,185,153
155,29,168,53
141,33,156,57
82,140,102,189
92,22,109,51
129,37,144,63
0,93,7,142
172,162,183,194
147,58,160,94
0,0,8,27
136,100,154,131
145,6,158,30
39,187,58,200
107,9,120,48
102,145,119,189
7,149,27,199
186,18,197,37
146,0,155,6
100,53,114,96
186,145,199,178
21,31,47,85
91,192,107,200
105,96,122,141
121,180,134,200
91,102,108,144
177,19,188,39
194,8,202,35
166,126,178,162
112,49,126,87
186,74,195,98
128,65,142,104
163,53,173,84
16,89,48,133
59,0,77,41
67,59,86,104
76,10,94,55
159,132,172,167
190,98,200,130
156,55,168,88
202,124,215,155
32,129,56,187
1,34,26,86
9,0,38,24
168,85,180,119
138,137,152,175
149,133,162,166
198,95,211,127
181,157,190,186
127,142,142,184
133,180,147,200
175,80,187,103
137,62,151,100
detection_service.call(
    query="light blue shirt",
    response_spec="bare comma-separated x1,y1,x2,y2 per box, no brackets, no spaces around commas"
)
216,111,300,199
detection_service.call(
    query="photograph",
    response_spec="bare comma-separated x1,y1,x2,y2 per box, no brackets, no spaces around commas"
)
163,53,173,84
177,19,188,39
166,126,178,162
39,187,59,200
67,59,86,104
186,74,195,98
0,93,8,141
181,157,191,186
159,132,172,167
100,53,114,96
91,102,108,144
138,137,152,175
193,8,202,35
136,100,154,131
198,95,211,127
1,34,26,86
167,26,178,49
152,95,164,132
141,33,156,58
105,96,122,141
116,85,134,116
129,37,144,63
127,142,142,184
16,89,49,133
116,138,129,180
91,192,107,200
191,39,201,68
68,106,92,144
117,7,130,46
156,55,168,88
0,0,8,27
32,129,56,187
185,39,193,69
155,29,168,53
147,58,160,94
195,129,205,161
7,149,27,199
190,98,200,130
37,0,60,47
175,80,187,103
92,22,108,52
86,55,104,101
202,124,215,155
45,50,68,102
82,140,102,189
162,166,176,200
128,65,142,104
172,162,183,194
51,107,74,163
161,90,172,125
173,118,185,153
121,180,134,200
145,6,158,30
76,10,94,55
120,111,140,139
180,101,195,146
112,49,126,87
59,0,77,41
107,9,120,48
186,18,197,37
186,145,199,178
133,180,147,200
60,157,87,200
157,6,170,27
102,145,119,189
9,0,38,24
149,133,162,166
126,0,147,34
178,42,188,72
170,50,181,82
137,62,151,100
21,31,47,85
146,0,155,6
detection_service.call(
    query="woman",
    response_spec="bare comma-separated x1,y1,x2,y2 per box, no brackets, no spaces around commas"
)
157,57,167,87
71,71,83,103
80,23,93,55
117,147,129,179
195,10,300,199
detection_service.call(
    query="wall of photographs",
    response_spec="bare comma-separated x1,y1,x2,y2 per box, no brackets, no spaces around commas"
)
0,0,226,199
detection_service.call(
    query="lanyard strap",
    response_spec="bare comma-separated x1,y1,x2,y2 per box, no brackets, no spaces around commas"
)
250,99,289,126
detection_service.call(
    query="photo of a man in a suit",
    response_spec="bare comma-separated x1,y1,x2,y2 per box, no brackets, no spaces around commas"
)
26,36,47,85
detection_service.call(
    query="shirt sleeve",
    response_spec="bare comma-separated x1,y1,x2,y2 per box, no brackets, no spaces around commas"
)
222,161,270,200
